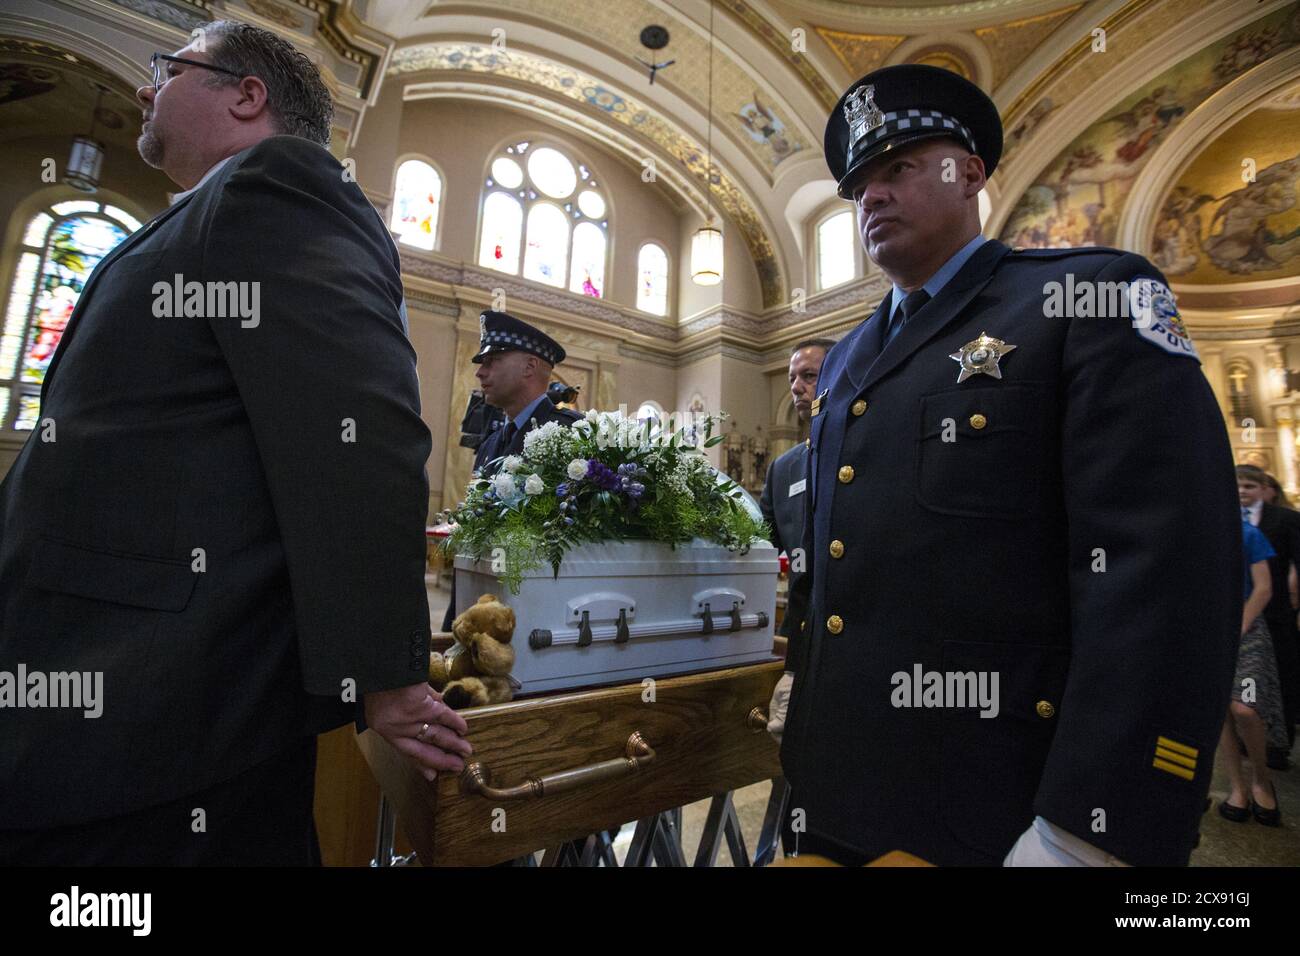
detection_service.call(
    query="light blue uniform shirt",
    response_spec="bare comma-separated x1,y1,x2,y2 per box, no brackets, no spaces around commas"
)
888,233,987,322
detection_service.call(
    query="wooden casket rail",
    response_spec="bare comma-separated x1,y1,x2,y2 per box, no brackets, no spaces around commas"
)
356,659,785,866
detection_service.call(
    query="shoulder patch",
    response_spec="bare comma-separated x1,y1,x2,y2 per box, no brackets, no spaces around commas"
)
1128,277,1198,361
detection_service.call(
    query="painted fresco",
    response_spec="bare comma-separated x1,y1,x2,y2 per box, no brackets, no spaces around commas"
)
999,6,1300,250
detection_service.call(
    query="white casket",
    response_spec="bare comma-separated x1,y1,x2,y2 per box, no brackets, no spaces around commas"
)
454,538,778,695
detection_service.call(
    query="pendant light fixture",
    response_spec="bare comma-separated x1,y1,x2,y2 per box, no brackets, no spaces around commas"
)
64,84,108,193
690,0,723,286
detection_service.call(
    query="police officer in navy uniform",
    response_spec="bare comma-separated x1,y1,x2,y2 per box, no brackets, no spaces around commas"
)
441,310,582,632
470,310,582,473
780,64,1240,866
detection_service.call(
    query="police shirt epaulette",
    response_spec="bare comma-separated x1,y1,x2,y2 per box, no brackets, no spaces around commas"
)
1007,245,1127,259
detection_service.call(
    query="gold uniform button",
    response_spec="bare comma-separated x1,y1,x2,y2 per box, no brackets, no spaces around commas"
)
837,465,855,484
969,413,987,430
1036,700,1055,719
829,539,844,558
851,399,867,416
826,615,843,634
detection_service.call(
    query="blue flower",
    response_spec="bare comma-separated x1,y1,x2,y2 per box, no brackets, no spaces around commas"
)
556,482,569,497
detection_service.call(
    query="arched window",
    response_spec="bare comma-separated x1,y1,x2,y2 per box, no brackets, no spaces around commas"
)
637,243,669,315
816,209,855,290
478,141,608,298
2,201,139,430
390,159,442,251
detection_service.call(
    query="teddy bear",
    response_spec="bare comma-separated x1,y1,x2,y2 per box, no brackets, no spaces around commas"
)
428,593,517,708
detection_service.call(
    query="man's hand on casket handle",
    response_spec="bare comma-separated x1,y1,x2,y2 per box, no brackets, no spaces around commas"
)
767,671,794,744
364,683,472,781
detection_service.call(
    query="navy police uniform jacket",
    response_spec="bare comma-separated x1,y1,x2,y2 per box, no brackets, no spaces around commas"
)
781,238,1241,866
472,397,581,474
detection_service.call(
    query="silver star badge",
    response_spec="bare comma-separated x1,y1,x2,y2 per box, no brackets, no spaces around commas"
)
949,332,1016,383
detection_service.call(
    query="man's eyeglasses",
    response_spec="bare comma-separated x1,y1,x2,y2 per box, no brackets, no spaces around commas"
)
149,53,243,92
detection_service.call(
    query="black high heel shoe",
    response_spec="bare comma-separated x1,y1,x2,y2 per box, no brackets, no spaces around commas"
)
1218,799,1250,823
1251,783,1281,827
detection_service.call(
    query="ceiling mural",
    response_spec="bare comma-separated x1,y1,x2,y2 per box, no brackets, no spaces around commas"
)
972,5,1081,87
998,5,1300,251
1152,92,1300,285
415,0,811,174
389,42,785,307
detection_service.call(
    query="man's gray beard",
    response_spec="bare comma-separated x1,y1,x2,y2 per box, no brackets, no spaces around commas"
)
137,129,163,169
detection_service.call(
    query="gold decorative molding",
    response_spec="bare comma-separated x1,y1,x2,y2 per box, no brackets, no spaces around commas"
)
975,4,1082,88
814,27,906,78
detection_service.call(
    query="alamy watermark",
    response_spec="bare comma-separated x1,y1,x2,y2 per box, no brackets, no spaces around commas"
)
890,664,1000,718
0,664,102,718
1041,274,1171,328
152,274,260,328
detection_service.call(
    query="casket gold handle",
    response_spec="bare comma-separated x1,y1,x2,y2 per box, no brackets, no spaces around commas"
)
747,707,768,732
459,732,655,800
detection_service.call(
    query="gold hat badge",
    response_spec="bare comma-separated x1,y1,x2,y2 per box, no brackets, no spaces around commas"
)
949,332,1016,383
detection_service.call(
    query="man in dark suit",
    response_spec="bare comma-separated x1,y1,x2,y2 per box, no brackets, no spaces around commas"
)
761,339,830,740
0,21,469,865
440,311,582,631
781,65,1239,866
1238,464,1300,765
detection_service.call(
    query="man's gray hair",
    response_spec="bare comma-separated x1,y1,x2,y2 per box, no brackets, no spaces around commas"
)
197,20,333,147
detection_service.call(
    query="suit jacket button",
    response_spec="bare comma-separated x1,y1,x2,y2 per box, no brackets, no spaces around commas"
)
837,465,854,484
851,399,867,416
829,539,844,558
826,615,843,634
1036,700,1055,719
969,413,987,430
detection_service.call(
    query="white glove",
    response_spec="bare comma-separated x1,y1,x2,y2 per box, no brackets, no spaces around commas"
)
767,671,794,744
1003,817,1130,867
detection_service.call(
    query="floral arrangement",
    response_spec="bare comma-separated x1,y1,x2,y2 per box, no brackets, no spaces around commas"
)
440,410,769,592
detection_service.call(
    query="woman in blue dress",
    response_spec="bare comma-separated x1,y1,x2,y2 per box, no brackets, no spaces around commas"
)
1218,518,1284,825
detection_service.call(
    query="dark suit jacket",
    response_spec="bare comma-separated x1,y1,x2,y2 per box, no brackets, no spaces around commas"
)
1255,503,1300,626
0,136,433,828
781,240,1239,866
472,396,582,473
760,441,809,643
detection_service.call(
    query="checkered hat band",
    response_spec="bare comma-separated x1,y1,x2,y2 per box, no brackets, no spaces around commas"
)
853,109,976,154
481,330,558,363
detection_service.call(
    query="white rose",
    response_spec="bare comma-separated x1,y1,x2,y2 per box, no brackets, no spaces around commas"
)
493,474,517,498
585,409,599,422
525,474,544,496
566,458,588,480
503,455,524,474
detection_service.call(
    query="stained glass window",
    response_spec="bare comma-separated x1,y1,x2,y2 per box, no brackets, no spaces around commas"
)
523,203,569,287
477,143,607,298
816,210,855,290
2,203,135,430
569,222,606,298
478,192,523,274
637,243,669,316
390,159,442,251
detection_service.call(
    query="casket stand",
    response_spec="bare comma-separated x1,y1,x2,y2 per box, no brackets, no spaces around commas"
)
356,632,786,867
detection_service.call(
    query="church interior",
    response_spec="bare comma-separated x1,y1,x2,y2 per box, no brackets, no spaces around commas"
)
1,0,1298,868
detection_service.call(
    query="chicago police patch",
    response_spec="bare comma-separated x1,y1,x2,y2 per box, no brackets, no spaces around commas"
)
1128,277,1198,361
